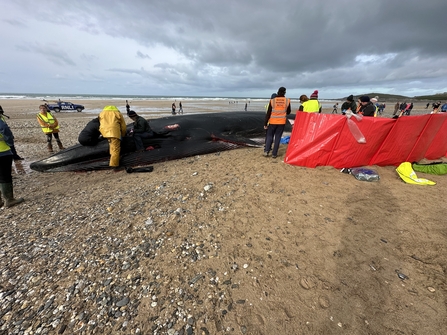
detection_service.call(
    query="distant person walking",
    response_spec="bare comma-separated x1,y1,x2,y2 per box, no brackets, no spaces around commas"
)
425,103,430,109
171,102,176,115
332,103,339,114
36,105,65,153
264,87,291,158
179,101,183,114
245,103,248,112
99,106,127,168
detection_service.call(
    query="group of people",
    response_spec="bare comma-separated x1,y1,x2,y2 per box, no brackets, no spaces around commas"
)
171,101,183,115
393,102,414,116
263,90,390,158
0,102,156,210
78,102,155,168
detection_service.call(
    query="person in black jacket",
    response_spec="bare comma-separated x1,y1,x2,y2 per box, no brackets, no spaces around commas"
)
78,117,103,146
128,110,154,152
341,95,357,115
358,96,376,117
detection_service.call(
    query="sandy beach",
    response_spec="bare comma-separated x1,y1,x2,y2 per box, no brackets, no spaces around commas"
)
1,98,446,334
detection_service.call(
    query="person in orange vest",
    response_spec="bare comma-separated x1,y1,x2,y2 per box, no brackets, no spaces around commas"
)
99,106,127,168
263,87,291,158
36,105,65,153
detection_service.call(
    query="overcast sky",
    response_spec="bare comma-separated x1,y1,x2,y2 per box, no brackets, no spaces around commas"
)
1,0,447,98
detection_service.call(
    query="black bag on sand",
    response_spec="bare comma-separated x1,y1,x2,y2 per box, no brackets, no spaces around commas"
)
125,166,154,173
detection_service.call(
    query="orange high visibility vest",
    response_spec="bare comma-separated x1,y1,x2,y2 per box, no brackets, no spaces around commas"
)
269,97,290,125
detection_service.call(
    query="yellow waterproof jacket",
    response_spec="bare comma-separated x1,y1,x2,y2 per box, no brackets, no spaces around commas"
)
302,99,320,113
37,112,59,133
0,133,10,153
99,106,127,139
396,162,436,186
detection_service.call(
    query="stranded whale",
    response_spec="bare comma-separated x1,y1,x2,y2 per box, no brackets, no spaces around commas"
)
30,112,294,172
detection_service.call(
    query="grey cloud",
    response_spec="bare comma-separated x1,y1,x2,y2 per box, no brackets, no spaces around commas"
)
136,51,151,59
4,0,447,96
16,43,76,66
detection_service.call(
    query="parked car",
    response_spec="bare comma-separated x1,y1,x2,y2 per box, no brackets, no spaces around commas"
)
44,100,84,112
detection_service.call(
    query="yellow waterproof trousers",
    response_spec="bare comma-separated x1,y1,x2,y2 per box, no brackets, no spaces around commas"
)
107,137,121,167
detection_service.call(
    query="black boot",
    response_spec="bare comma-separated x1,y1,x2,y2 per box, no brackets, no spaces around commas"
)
57,141,65,150
0,183,24,208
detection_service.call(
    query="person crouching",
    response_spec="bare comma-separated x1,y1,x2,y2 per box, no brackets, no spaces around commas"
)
98,106,127,168
127,110,154,152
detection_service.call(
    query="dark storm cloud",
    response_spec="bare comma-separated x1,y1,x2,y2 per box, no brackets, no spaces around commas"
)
5,0,447,96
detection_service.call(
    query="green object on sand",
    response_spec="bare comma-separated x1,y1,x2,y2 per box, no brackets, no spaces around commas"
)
412,162,447,175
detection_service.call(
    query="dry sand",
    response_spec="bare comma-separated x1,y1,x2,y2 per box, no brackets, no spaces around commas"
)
0,99,446,334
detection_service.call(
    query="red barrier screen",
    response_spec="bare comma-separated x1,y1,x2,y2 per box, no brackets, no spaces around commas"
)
285,113,447,168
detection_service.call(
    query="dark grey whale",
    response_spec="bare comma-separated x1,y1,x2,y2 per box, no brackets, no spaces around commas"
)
30,112,294,172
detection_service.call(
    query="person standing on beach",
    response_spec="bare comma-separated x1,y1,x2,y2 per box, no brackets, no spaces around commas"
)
405,102,414,115
264,87,291,158
36,105,65,153
0,106,23,160
179,102,183,114
245,102,248,112
394,102,400,116
171,102,176,115
99,106,127,168
298,90,321,113
0,116,24,208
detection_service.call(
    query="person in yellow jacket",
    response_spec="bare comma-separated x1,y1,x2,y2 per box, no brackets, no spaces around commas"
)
298,90,321,113
99,106,127,168
0,116,24,208
37,105,65,153
263,87,291,158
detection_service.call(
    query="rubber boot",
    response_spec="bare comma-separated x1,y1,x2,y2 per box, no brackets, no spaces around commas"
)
57,141,65,150
0,183,24,208
47,143,54,153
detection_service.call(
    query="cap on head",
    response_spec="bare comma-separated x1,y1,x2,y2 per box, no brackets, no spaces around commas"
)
371,98,378,103
128,110,137,117
347,95,354,102
310,90,318,99
270,93,277,99
360,96,370,103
